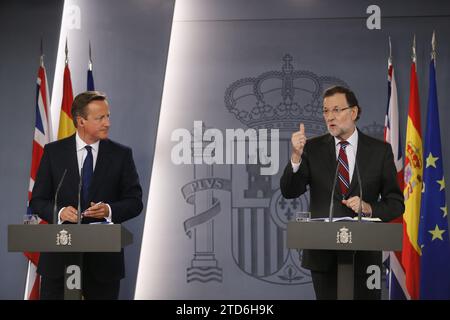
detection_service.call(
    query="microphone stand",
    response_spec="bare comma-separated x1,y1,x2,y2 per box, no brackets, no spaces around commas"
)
328,162,340,222
77,166,83,225
53,169,67,224
354,159,363,222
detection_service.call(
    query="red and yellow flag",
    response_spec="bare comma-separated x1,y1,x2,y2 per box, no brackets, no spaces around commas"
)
402,60,423,300
57,64,75,139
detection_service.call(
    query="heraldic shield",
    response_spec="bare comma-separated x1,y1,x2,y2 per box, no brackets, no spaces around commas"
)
180,55,384,285
231,162,312,284
224,54,353,285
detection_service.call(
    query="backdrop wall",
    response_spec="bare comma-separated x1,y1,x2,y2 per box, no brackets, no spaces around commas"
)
135,0,450,299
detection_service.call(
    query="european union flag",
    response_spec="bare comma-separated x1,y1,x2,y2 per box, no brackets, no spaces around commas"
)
418,58,450,299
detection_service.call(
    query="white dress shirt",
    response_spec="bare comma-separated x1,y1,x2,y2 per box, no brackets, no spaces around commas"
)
76,132,100,176
58,132,112,223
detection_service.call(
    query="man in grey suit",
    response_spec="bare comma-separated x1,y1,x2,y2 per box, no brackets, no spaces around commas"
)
31,91,143,299
280,86,404,299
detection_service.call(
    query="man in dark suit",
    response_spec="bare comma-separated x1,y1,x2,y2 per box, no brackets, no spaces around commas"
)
280,86,404,299
31,91,143,299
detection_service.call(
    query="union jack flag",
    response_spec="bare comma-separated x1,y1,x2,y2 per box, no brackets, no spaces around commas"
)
23,54,52,300
383,45,409,299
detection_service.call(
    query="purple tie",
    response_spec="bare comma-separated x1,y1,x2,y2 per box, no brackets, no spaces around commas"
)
82,145,93,211
337,141,350,197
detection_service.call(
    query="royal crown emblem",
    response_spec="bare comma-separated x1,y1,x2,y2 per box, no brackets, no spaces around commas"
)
336,226,352,244
224,54,350,133
56,229,72,246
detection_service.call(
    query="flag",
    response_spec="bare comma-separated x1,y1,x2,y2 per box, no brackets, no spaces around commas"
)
384,54,404,190
418,48,450,299
402,43,423,300
24,56,52,300
383,51,409,299
57,41,75,139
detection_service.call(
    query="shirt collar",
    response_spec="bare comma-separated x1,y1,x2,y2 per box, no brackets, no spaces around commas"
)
76,132,100,152
334,127,358,147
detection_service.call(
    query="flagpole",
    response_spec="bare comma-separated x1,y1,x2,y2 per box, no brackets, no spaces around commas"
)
388,36,392,67
431,31,436,64
87,41,95,91
89,40,93,71
40,37,44,67
65,37,69,66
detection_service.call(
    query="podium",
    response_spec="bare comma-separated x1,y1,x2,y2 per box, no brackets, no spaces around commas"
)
287,221,402,300
8,224,133,299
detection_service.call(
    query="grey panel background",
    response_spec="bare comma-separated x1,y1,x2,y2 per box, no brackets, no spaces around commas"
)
0,0,174,299
172,0,450,236
58,0,174,300
0,0,63,300
136,0,450,299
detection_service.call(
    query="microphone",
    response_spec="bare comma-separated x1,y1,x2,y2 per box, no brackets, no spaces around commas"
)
328,161,340,222
354,158,363,222
53,169,67,224
77,165,83,225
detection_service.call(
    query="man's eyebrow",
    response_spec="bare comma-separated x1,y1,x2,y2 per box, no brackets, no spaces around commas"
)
323,105,339,109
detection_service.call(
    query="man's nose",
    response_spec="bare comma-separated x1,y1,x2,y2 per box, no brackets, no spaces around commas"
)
324,113,335,121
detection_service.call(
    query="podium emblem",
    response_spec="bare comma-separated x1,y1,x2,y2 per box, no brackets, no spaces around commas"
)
56,229,72,246
336,227,352,244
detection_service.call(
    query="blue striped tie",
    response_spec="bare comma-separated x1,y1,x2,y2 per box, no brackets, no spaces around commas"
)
82,145,93,210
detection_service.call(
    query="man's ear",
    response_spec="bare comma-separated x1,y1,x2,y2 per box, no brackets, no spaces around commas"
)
77,116,85,127
352,107,359,121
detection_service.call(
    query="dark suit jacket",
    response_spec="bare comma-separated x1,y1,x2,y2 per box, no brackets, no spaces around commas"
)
30,134,143,281
280,130,404,272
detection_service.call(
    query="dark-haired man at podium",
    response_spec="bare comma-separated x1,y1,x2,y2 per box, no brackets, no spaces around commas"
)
280,86,404,299
31,91,143,299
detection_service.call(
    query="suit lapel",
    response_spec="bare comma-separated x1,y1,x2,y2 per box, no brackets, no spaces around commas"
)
348,130,369,196
64,135,80,189
88,139,112,200
323,135,342,200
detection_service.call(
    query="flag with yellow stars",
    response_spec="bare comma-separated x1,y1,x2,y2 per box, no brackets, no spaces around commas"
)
418,56,450,299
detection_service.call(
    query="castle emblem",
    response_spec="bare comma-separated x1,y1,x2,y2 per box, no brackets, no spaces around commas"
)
404,141,423,200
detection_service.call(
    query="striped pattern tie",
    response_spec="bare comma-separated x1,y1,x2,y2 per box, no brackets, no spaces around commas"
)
337,141,350,198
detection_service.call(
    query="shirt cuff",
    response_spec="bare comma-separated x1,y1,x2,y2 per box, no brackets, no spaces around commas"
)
57,207,65,224
291,158,302,173
105,204,113,223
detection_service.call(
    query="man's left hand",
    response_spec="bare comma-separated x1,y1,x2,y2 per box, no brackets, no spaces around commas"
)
342,196,372,216
83,202,109,219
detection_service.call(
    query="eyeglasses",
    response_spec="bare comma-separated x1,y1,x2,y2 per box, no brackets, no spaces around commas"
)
322,106,353,116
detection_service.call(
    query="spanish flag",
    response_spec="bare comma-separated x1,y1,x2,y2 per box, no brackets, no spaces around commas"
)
402,39,423,300
57,41,75,140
